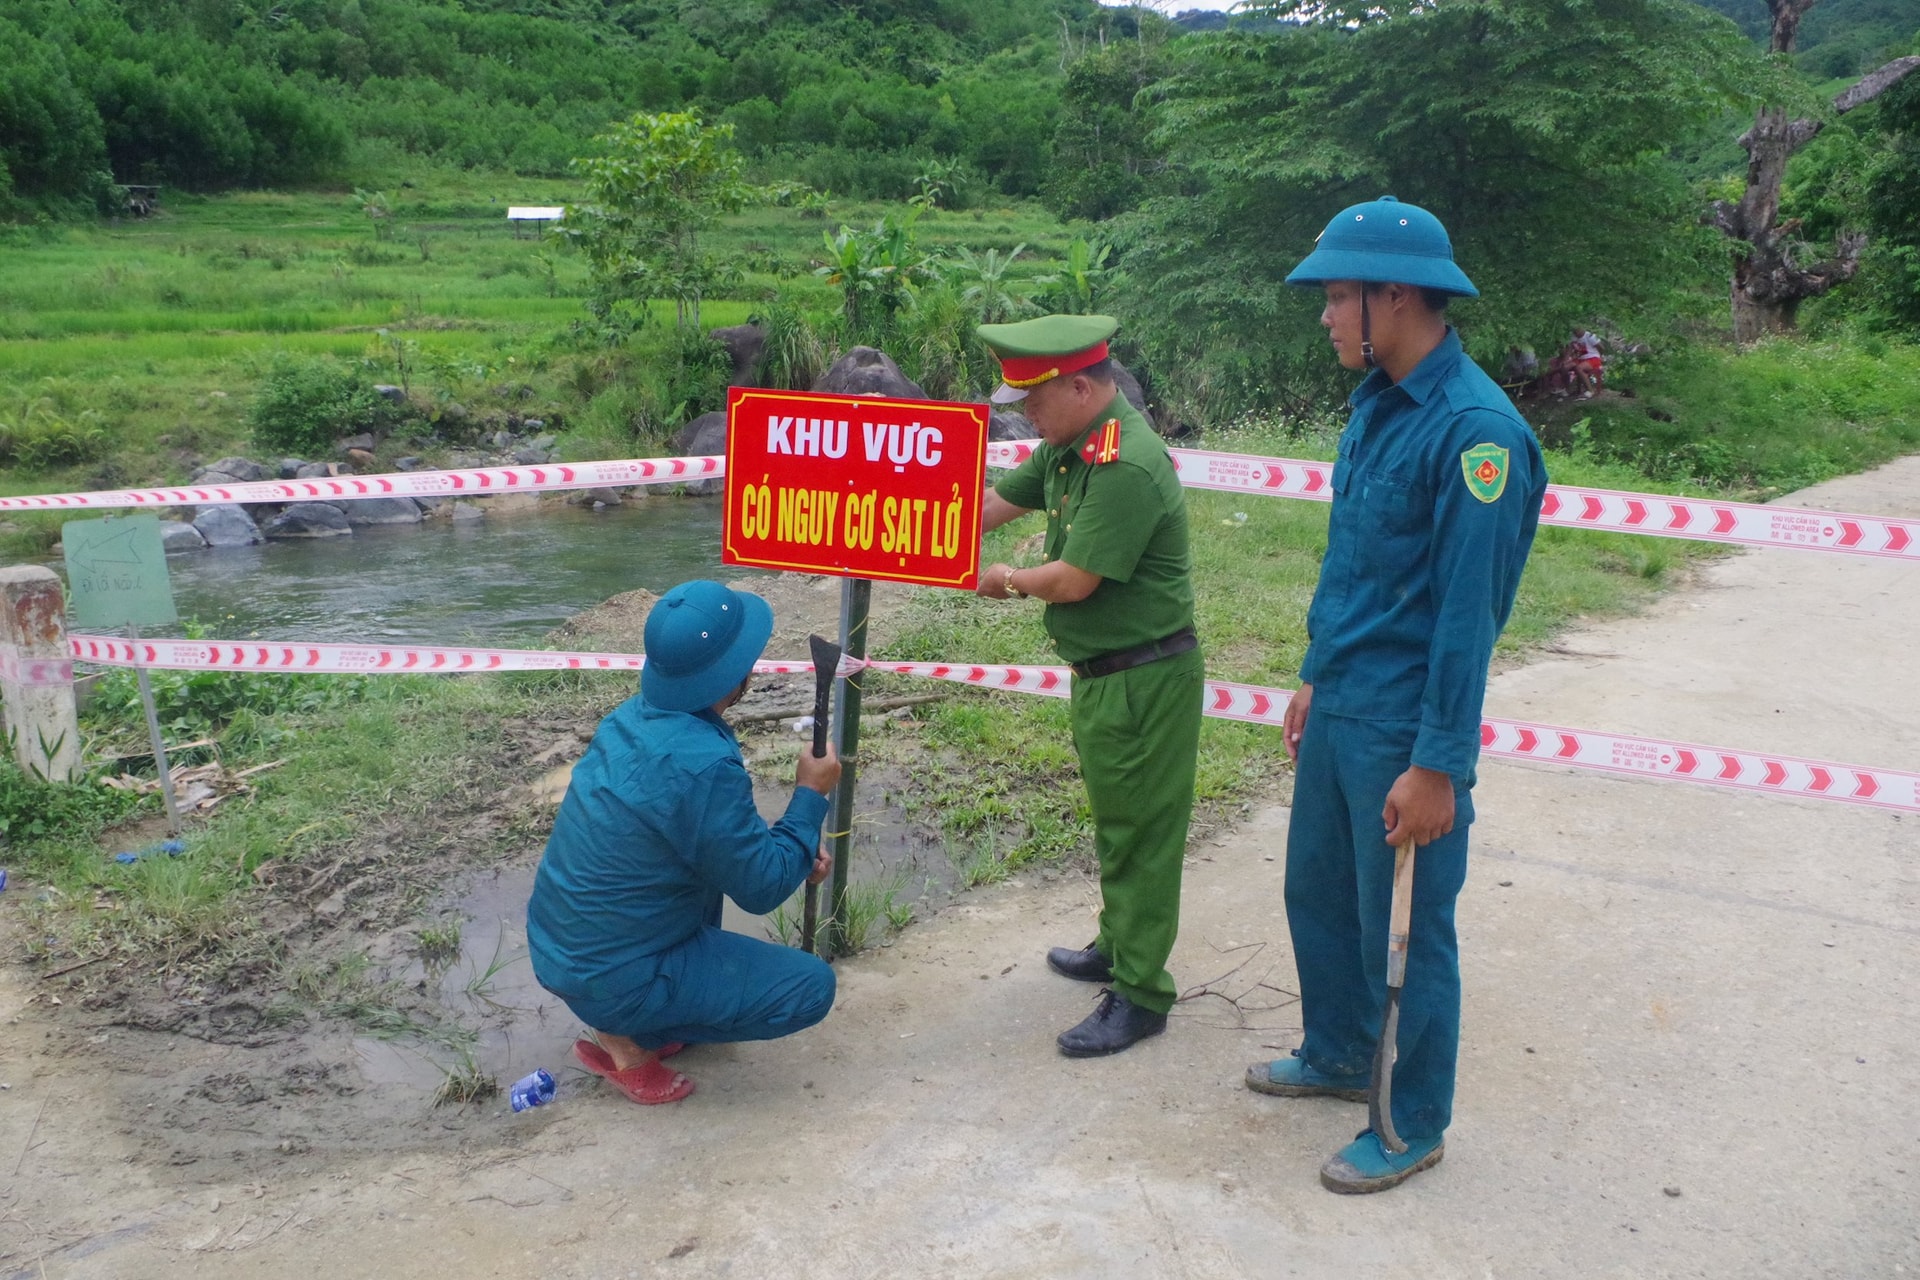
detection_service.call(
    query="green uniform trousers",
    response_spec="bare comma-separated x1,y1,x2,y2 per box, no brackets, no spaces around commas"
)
1069,646,1205,1015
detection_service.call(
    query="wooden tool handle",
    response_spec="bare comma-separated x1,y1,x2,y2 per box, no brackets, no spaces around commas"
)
1385,837,1415,989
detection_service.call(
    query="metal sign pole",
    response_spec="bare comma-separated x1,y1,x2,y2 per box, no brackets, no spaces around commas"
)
127,623,181,834
823,576,871,957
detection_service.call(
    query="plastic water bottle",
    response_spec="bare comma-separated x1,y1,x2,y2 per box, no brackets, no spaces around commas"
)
509,1069,556,1112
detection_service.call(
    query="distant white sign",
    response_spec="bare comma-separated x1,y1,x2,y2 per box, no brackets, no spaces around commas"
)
507,206,565,221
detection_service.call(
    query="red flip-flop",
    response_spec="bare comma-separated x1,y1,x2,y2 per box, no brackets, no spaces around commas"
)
572,1039,694,1105
573,1038,683,1068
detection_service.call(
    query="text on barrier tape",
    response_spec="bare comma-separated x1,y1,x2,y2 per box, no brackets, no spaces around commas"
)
6,448,1914,563
66,635,1920,816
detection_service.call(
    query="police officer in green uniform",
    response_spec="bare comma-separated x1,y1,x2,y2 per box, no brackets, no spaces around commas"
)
974,314,1204,1058
1244,198,1547,1192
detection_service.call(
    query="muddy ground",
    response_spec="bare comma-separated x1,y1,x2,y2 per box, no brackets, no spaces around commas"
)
3,460,1916,1277
0,570,1073,1229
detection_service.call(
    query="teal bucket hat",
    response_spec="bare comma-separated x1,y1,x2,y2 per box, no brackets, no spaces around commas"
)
641,580,774,712
1285,196,1479,298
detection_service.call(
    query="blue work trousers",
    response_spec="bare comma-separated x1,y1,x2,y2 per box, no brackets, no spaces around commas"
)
550,926,835,1053
1285,708,1472,1141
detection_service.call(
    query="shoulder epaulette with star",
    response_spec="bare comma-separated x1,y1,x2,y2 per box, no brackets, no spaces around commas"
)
1080,418,1122,465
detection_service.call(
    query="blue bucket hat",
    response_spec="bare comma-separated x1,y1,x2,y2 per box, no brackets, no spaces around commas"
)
641,580,774,712
1285,196,1479,298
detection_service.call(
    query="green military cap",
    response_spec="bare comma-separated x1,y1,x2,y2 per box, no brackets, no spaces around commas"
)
977,314,1120,404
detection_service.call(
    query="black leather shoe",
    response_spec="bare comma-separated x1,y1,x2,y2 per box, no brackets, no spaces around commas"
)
1046,942,1113,983
1057,989,1167,1058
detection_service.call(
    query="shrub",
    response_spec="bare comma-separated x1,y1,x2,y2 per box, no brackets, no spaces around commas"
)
249,355,395,454
0,396,108,470
0,758,145,844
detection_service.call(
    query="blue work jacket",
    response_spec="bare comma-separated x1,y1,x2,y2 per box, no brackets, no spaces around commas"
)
1299,329,1547,782
526,694,827,1004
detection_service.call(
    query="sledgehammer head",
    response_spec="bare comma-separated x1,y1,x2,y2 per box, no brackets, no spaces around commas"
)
807,633,841,757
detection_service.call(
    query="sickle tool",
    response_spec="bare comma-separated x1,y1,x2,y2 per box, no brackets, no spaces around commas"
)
800,633,840,955
1369,837,1417,1154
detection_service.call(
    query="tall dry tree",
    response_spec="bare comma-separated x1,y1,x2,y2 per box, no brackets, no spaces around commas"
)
1712,0,1920,341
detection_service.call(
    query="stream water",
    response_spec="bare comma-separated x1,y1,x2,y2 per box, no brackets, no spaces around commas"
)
61,500,744,646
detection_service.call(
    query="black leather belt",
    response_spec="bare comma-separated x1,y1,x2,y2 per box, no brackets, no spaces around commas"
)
1070,627,1198,680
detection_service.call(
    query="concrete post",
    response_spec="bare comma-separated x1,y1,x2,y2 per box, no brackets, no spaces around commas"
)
0,565,79,782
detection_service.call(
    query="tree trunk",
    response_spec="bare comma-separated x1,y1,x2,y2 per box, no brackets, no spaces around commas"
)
1712,2,1920,340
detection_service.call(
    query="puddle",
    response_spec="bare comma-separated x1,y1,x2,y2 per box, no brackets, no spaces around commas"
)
354,771,962,1096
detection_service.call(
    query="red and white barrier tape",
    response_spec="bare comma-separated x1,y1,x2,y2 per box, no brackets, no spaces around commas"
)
0,456,721,513
8,446,1914,562
0,646,73,688
65,633,814,677
65,636,1918,815
989,442,1918,559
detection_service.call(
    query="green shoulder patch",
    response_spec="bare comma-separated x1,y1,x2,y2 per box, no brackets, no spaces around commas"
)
1461,442,1510,504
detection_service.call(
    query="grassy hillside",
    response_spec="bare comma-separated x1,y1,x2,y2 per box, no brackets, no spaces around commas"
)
0,0,1110,217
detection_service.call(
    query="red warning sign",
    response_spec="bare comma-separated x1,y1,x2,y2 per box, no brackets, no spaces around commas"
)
722,387,989,589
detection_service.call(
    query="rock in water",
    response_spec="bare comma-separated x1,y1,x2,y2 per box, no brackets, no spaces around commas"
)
263,503,352,539
158,520,207,552
343,497,423,526
812,347,927,399
192,504,264,547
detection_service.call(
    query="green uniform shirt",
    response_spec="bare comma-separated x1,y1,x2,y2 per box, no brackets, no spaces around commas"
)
993,395,1194,664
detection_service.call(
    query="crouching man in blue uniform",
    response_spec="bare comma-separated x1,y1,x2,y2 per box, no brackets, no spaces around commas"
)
1245,198,1547,1192
527,580,841,1105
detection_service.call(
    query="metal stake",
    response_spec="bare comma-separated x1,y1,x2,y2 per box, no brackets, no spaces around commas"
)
823,577,871,957
128,624,181,834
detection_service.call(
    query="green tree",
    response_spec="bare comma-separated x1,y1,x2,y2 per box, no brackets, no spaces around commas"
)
568,110,756,331
942,244,1039,323
1108,0,1780,419
815,211,938,343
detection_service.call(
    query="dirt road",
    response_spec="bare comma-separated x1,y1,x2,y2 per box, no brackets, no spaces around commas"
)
3,459,1915,1278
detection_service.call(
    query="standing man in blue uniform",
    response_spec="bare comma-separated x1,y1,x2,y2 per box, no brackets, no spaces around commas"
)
1245,198,1547,1192
527,580,841,1105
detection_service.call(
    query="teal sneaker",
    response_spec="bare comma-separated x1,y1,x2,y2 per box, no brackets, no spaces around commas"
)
1244,1052,1369,1101
1319,1129,1445,1194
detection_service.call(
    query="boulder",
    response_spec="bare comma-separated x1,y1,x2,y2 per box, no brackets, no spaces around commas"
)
394,456,424,471
566,488,624,509
511,447,550,465
1111,360,1150,417
295,462,333,480
989,409,1039,441
812,346,927,399
440,402,469,423
192,504,263,547
262,503,352,539
449,501,486,521
711,323,768,387
529,434,556,451
278,458,306,479
670,411,728,495
205,456,275,483
522,418,544,431
158,520,207,553
342,497,423,526
346,448,377,468
336,433,376,454
491,430,514,450
191,470,242,487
